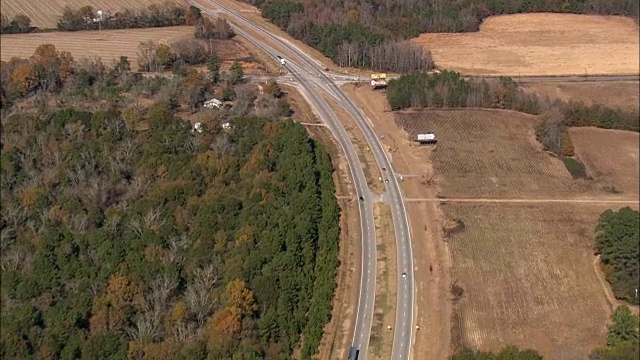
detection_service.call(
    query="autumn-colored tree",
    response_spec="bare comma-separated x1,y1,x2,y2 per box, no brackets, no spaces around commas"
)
225,279,258,316
208,306,242,341
105,273,145,310
560,130,575,157
89,296,128,333
10,62,37,95
234,225,257,245
18,186,39,210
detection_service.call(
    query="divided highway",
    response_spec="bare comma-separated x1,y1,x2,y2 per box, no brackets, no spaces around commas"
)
189,1,416,359
188,0,380,357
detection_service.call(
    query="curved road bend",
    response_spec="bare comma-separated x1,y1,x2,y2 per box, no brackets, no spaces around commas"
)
194,1,417,359
188,1,380,357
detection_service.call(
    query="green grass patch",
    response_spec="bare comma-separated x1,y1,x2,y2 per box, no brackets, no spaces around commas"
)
561,156,590,179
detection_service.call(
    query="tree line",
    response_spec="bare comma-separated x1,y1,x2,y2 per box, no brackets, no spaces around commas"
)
0,14,34,34
56,2,186,31
251,0,433,72
1,44,339,359
594,207,639,305
386,71,639,156
241,0,638,72
590,305,639,359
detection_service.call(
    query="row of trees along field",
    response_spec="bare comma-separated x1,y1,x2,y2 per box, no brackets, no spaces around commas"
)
1,44,339,359
594,207,640,305
386,71,639,159
591,305,639,359
241,0,638,71
1,3,231,34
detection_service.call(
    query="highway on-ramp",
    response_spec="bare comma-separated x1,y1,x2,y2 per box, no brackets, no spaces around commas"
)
189,1,417,359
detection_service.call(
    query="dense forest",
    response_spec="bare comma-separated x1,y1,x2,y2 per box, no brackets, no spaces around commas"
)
594,207,640,305
242,0,638,70
450,345,542,360
1,44,339,359
591,306,639,360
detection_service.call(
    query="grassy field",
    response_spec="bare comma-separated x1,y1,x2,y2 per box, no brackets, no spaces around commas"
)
411,13,640,76
570,127,640,197
445,202,615,358
395,109,583,199
1,0,173,29
519,81,640,112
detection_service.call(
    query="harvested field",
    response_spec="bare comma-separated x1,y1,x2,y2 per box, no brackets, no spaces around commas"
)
446,202,616,358
395,109,583,199
569,127,640,197
1,0,172,29
0,28,255,71
520,81,640,112
412,13,640,76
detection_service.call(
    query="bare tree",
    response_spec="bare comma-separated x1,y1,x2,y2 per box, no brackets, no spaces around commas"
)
185,285,216,327
137,41,158,72
128,217,144,237
209,134,235,156
143,206,165,231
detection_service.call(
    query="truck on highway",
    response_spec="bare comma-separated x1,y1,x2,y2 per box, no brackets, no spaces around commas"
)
348,346,359,360
276,55,286,65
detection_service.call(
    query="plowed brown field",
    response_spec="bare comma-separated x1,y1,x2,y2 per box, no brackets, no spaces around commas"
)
0,27,255,70
445,202,614,359
1,0,172,29
412,13,640,76
392,106,639,358
570,127,640,197
520,81,640,112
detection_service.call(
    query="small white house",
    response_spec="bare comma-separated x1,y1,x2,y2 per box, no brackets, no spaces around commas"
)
193,122,203,133
204,98,223,109
222,122,231,130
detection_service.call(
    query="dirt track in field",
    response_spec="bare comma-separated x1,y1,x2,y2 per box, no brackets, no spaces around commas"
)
412,13,640,76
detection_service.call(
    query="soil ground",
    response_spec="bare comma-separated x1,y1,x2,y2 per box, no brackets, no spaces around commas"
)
412,13,640,76
369,203,397,360
343,83,452,360
342,83,639,359
1,0,164,29
444,202,619,359
569,127,639,197
284,86,360,360
519,81,640,112
0,27,264,73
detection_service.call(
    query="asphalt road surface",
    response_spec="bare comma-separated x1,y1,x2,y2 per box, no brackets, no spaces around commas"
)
189,0,416,359
187,0,381,357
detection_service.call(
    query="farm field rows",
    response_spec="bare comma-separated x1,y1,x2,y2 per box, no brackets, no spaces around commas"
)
519,81,640,112
1,0,172,29
445,202,617,359
0,27,256,71
395,109,583,199
385,104,639,357
412,13,640,76
569,127,640,197
0,26,192,67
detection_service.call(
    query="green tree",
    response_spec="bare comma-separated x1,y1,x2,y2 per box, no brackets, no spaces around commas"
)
592,306,640,360
229,61,244,85
206,54,221,84
595,207,640,304
607,306,640,347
